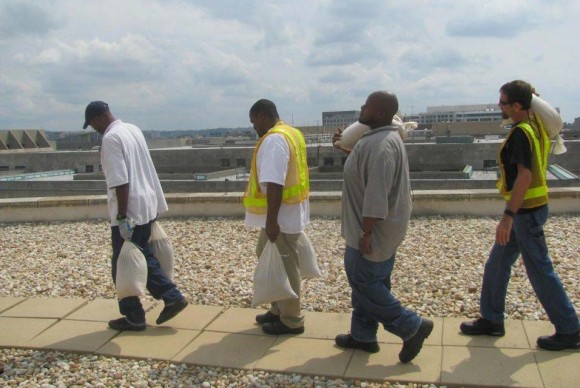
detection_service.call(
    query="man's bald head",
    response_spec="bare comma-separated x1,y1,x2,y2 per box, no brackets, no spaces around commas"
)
358,91,399,129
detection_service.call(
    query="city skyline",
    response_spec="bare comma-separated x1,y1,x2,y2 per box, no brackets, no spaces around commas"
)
1,0,579,132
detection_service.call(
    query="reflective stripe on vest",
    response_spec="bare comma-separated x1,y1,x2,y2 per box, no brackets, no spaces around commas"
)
497,120,549,208
243,122,310,214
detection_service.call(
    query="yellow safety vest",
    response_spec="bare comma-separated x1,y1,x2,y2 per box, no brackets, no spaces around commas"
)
497,116,549,209
243,121,310,214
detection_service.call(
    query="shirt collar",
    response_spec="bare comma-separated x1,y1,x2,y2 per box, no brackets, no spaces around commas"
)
361,124,397,138
104,119,122,135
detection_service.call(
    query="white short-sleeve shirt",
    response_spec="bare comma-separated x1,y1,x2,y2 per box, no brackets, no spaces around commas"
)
245,133,310,233
101,120,168,226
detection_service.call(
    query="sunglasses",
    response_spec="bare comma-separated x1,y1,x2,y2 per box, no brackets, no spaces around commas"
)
498,99,510,106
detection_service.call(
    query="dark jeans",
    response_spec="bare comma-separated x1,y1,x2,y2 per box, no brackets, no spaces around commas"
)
111,221,183,323
480,205,579,334
345,245,421,342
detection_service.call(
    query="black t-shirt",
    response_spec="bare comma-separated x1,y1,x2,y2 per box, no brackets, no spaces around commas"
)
501,126,533,191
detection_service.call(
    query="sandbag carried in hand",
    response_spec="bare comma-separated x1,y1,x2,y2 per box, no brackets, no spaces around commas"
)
252,241,298,307
148,221,174,281
116,241,147,299
297,232,322,278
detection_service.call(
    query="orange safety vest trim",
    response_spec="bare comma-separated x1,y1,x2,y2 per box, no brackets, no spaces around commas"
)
497,116,549,209
243,122,310,214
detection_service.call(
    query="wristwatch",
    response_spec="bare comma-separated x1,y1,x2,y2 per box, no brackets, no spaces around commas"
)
503,208,516,218
359,229,372,238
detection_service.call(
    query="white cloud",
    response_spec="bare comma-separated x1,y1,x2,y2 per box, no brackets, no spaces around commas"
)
0,0,579,132
0,1,61,38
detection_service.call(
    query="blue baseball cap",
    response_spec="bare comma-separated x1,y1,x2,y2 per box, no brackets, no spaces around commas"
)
83,101,109,129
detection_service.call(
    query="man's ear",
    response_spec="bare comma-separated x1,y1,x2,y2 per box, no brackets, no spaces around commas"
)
512,102,522,112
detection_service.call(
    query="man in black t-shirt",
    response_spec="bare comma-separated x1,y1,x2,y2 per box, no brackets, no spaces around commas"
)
460,80,579,351
500,128,533,192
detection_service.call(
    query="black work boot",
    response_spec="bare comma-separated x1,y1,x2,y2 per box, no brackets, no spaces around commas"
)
335,334,380,353
255,311,280,325
399,318,434,363
460,318,505,337
537,332,580,351
108,317,146,331
156,298,188,325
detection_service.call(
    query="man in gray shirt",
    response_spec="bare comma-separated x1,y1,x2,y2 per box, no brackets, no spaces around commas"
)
334,91,433,364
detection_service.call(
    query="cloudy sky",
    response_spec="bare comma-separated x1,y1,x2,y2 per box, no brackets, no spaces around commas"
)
1,0,579,132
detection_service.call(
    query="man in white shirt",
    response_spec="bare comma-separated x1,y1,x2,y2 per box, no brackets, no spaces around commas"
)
83,101,188,331
244,99,310,335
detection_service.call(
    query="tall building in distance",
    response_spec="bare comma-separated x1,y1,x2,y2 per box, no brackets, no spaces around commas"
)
322,110,360,129
404,104,502,125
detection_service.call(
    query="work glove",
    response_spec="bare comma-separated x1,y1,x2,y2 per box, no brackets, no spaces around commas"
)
118,217,135,241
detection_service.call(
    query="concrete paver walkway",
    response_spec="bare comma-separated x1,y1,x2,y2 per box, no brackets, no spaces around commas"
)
0,296,578,387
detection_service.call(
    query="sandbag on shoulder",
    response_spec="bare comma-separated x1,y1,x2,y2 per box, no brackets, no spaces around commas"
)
336,115,418,151
531,95,566,155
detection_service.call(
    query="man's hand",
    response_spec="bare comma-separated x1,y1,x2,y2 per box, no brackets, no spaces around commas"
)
118,217,134,241
332,127,343,149
265,219,280,242
495,215,513,245
359,234,372,255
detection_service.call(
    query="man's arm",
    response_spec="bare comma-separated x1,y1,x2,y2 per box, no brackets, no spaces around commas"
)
265,182,283,242
115,183,134,240
115,183,130,217
496,163,532,245
359,216,377,255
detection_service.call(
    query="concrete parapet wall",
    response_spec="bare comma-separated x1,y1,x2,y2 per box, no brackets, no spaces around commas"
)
2,178,579,199
1,188,578,223
2,140,579,175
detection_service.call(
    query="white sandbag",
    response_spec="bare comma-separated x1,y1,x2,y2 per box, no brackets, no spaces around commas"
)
116,241,147,300
148,221,174,281
393,115,419,140
335,115,418,151
531,95,563,139
297,232,322,278
531,95,566,154
252,241,298,307
335,121,370,152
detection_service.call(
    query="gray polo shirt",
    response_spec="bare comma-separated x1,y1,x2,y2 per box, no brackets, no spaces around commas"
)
341,125,412,262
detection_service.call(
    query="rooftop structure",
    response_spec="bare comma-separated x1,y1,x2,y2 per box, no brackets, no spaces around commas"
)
404,104,503,125
0,129,52,153
322,110,360,130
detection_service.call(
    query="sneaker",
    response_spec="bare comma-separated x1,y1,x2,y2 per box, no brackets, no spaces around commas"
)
460,318,505,337
537,332,580,351
108,317,146,331
261,321,304,335
335,334,380,353
399,318,434,363
256,311,280,325
156,298,189,325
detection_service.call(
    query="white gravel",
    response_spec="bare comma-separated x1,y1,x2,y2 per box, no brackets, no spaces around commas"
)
1,215,578,386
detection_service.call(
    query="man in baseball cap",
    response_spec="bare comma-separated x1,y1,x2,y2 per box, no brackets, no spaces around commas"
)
82,100,189,331
83,101,110,129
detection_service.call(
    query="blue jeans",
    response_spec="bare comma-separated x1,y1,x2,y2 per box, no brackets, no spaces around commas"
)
480,205,579,334
112,221,183,323
345,245,422,342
